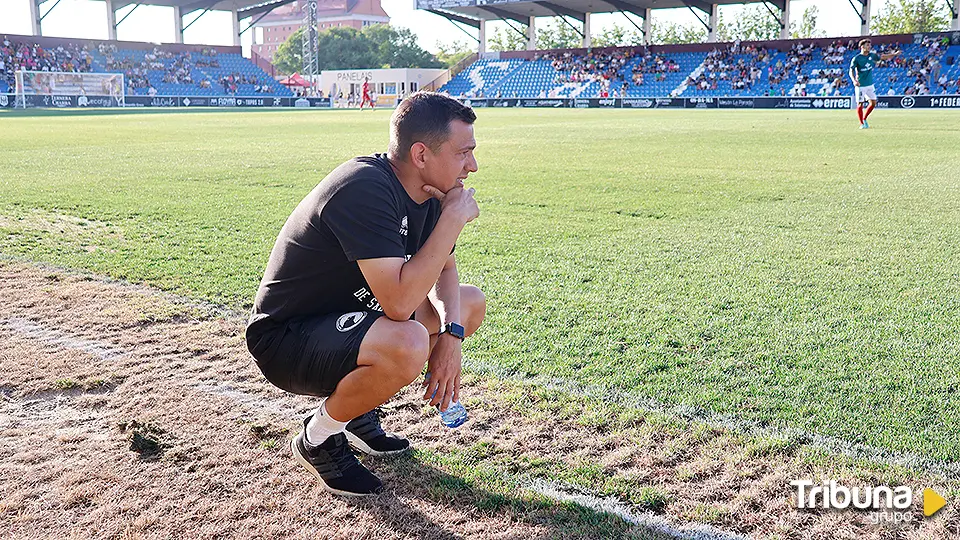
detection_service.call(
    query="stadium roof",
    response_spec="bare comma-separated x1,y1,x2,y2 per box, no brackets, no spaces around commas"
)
416,0,790,24
107,0,298,19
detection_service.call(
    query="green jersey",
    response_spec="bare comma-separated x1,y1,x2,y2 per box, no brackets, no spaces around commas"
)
849,52,880,87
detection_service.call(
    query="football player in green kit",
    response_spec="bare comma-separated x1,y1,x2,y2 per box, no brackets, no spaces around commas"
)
849,38,901,129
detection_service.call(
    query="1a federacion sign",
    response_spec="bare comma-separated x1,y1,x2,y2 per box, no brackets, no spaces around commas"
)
4,94,960,110
0,95,333,108
460,95,960,109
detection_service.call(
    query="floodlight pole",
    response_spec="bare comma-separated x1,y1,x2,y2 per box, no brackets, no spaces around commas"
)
951,0,959,31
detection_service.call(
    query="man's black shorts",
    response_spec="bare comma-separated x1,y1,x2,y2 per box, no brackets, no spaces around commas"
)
245,311,382,397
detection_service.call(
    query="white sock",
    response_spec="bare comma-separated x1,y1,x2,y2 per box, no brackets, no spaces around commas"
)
305,400,349,445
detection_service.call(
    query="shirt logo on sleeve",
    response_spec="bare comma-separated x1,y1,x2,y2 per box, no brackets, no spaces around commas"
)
336,311,367,332
400,215,408,236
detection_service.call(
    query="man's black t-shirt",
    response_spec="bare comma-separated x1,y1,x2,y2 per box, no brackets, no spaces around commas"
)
248,154,442,331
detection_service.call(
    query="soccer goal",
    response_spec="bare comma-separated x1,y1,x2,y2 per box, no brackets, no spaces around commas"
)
14,70,125,108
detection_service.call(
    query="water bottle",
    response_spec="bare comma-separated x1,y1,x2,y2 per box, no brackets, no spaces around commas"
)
424,373,468,428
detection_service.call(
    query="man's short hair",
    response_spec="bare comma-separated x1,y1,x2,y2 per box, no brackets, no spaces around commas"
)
859,39,871,48
389,92,476,161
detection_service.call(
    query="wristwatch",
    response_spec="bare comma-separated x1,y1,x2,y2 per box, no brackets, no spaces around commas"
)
439,322,465,340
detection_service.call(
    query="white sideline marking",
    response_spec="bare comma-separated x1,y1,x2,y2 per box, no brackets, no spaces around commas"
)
192,381,310,419
463,360,960,480
5,310,960,480
5,311,960,479
526,479,748,540
1,315,746,538
0,317,126,361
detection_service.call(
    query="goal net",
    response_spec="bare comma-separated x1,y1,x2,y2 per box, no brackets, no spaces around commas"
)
15,71,125,108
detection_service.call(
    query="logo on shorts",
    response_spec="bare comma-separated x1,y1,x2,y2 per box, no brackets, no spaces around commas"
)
400,215,408,236
336,311,367,332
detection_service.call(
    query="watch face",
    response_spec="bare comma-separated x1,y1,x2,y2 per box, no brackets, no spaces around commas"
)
448,322,465,339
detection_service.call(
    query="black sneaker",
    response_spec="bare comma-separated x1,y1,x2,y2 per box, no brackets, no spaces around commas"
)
345,408,410,457
291,420,383,496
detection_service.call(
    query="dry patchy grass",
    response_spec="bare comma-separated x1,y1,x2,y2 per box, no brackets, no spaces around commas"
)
0,261,957,539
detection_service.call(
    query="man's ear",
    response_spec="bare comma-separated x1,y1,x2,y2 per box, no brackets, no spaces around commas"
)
410,142,428,169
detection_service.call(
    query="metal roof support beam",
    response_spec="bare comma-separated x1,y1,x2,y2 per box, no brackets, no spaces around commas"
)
681,0,713,16
859,0,871,35
478,5,529,26
427,9,480,28
501,16,530,40
181,0,218,15
182,7,211,32
618,9,645,35
558,15,585,38
115,3,140,26
240,1,289,19
601,0,647,21
684,4,711,33
39,0,64,21
241,7,277,35
948,0,958,31
760,0,789,37
535,1,585,21
534,2,585,39
438,14,481,43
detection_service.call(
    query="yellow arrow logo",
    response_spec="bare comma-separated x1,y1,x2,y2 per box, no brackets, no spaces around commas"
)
924,488,946,517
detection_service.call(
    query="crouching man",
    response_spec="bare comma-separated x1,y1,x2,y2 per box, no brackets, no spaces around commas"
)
246,92,485,495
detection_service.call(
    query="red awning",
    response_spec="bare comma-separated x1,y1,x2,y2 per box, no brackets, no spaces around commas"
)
279,72,313,87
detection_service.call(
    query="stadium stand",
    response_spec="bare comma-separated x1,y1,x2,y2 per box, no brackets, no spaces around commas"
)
440,35,960,99
1,34,292,98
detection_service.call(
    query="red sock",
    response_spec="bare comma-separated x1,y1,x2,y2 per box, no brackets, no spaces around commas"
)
864,103,875,119
857,105,864,124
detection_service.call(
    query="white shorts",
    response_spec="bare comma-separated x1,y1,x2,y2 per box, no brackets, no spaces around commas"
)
855,84,877,103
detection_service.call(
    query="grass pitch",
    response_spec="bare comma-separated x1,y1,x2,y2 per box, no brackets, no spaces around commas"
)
1,107,959,470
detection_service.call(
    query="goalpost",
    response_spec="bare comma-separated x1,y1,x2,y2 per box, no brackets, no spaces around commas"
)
15,70,125,108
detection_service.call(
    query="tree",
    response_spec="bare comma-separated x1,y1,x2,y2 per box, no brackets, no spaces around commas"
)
274,24,442,74
792,6,826,39
363,25,443,69
488,26,527,51
435,40,474,68
314,27,378,70
591,23,645,47
536,19,583,50
273,27,303,75
652,21,706,44
716,6,784,42
871,0,950,34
